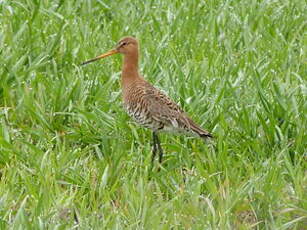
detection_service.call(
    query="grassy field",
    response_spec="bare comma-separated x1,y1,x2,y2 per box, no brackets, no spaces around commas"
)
0,0,306,229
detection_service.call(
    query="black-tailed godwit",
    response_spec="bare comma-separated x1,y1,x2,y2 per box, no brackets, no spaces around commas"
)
82,37,212,163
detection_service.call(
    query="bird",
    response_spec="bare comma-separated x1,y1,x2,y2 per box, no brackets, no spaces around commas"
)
81,36,212,164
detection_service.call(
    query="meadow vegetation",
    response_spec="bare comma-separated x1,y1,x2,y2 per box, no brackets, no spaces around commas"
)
0,0,306,229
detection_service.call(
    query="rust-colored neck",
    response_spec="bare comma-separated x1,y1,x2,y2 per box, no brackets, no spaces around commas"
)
121,49,140,86
121,47,142,101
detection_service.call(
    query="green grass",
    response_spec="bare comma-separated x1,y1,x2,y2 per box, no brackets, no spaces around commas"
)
0,0,306,229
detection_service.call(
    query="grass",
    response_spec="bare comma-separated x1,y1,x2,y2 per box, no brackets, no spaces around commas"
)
0,0,306,229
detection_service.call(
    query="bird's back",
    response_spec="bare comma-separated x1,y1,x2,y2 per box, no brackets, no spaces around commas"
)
123,78,212,139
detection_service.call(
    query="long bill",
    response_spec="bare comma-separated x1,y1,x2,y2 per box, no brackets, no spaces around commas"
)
81,49,118,65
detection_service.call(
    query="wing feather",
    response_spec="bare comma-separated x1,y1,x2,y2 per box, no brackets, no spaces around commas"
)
142,83,212,138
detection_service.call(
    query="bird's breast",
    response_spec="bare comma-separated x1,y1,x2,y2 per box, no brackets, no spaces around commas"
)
123,88,162,130
124,102,157,130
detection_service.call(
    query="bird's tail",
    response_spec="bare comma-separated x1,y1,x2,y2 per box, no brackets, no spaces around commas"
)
187,117,213,139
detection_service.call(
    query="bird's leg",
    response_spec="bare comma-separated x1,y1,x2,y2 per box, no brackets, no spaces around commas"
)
155,134,164,163
152,132,158,164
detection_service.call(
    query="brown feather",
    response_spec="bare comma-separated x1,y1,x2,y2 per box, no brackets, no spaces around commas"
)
123,78,212,139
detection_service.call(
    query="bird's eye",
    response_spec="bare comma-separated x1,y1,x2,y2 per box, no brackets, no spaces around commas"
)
121,42,127,46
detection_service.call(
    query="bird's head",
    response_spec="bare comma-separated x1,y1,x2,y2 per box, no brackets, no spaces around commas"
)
116,36,138,55
81,36,138,65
